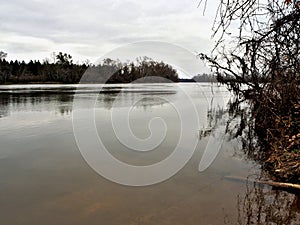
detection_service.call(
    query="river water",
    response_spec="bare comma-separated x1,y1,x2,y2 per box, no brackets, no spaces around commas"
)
0,83,299,225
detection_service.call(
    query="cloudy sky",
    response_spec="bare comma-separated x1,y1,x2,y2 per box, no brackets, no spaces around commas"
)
0,0,217,73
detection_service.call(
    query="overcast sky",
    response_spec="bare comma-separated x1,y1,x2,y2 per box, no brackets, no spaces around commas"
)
0,0,217,74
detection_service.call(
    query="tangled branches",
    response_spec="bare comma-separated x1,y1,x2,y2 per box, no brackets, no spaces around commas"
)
200,0,300,183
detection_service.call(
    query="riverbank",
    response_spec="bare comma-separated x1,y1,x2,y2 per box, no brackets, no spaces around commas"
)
264,134,300,184
250,90,300,184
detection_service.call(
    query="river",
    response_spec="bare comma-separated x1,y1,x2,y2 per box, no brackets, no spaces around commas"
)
0,83,299,225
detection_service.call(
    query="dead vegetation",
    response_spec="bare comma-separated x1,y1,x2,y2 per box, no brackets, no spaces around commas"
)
199,0,300,183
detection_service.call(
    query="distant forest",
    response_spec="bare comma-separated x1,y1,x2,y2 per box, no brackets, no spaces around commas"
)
0,51,179,84
191,74,217,82
0,51,213,84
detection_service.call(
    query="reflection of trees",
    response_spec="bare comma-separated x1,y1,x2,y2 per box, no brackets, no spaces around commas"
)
99,94,117,110
58,105,72,116
0,94,9,118
237,176,300,225
199,96,228,139
133,97,169,111
200,0,300,184
0,85,177,118
0,92,74,118
97,91,174,111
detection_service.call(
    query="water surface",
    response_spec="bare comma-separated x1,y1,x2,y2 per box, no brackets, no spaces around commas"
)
0,83,299,225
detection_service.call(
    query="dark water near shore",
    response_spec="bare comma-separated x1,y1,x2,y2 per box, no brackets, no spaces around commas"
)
0,83,299,225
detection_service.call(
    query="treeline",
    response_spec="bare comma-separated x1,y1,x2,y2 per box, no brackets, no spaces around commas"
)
178,74,217,82
0,52,87,84
0,52,178,84
82,57,178,83
192,74,217,82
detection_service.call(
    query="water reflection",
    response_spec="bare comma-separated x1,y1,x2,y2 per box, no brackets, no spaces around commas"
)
1,83,298,225
0,94,9,118
0,92,74,117
236,175,300,225
0,84,177,118
198,92,228,139
198,93,300,224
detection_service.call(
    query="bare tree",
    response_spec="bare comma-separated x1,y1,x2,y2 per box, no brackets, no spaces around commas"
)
199,0,300,183
0,51,7,60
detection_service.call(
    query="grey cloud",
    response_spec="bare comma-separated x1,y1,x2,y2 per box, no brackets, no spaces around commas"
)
0,0,216,72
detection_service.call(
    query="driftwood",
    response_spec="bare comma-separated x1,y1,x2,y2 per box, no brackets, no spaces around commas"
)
225,175,300,190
